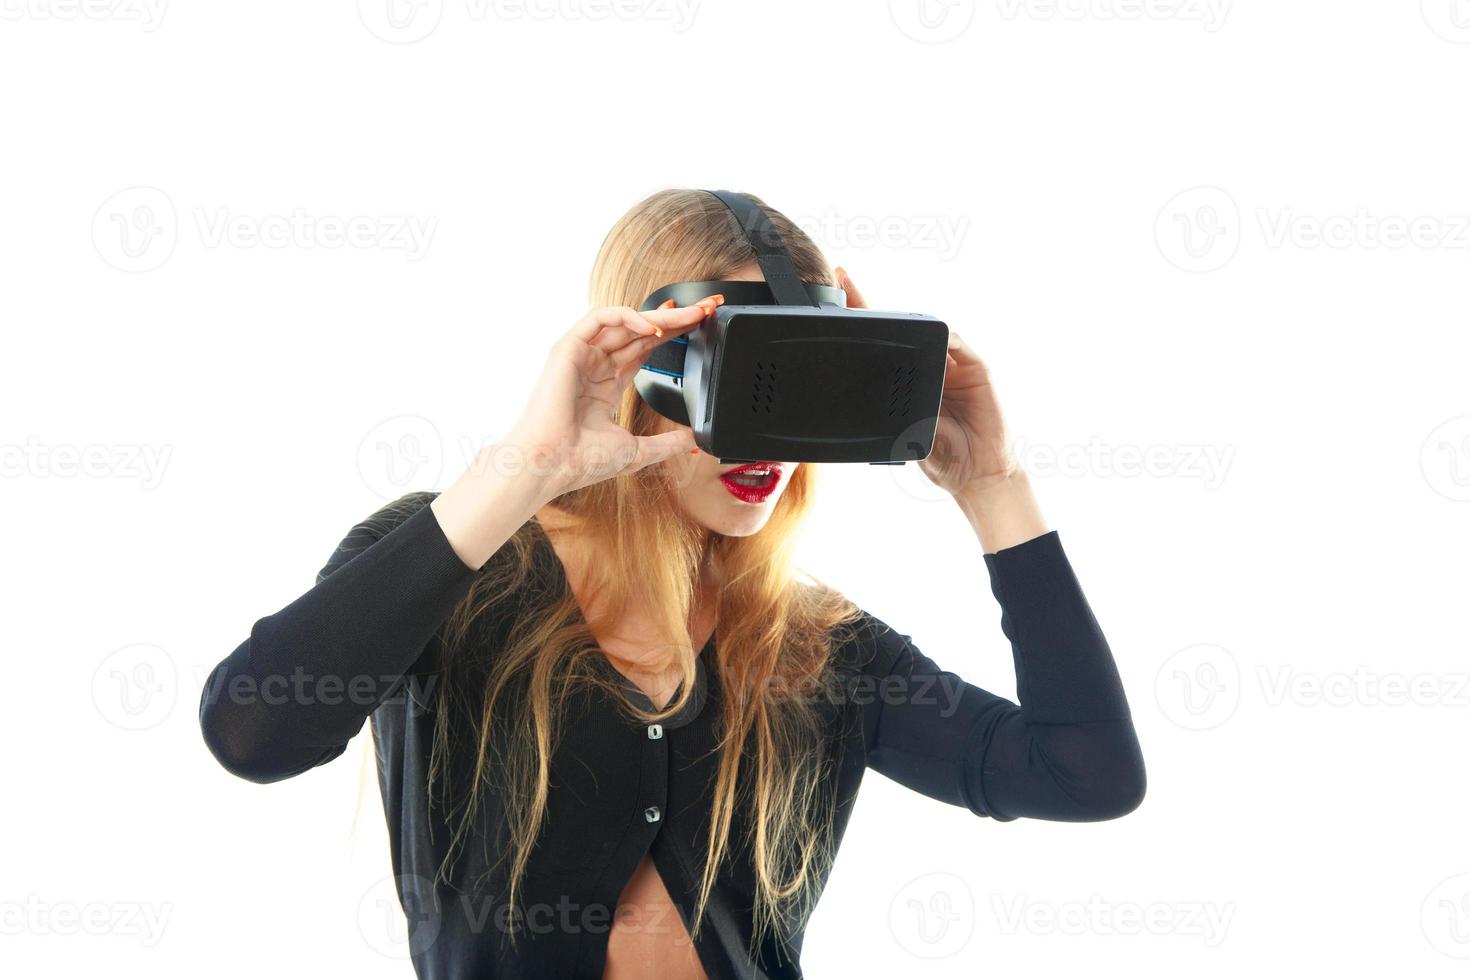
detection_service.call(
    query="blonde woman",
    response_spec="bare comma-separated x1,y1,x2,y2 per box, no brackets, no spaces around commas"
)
199,189,1146,980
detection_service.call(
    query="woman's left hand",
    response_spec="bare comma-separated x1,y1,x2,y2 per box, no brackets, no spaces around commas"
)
837,267,1019,496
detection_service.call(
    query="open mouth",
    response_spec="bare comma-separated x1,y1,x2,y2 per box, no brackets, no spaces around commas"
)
718,463,781,502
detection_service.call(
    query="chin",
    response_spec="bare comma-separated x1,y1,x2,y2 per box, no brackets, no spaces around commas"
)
691,499,782,537
711,518,770,538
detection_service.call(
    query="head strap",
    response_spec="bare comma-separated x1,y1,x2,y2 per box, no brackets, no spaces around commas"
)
704,189,819,308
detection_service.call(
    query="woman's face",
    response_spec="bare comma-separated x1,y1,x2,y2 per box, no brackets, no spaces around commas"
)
660,424,799,537
654,262,800,538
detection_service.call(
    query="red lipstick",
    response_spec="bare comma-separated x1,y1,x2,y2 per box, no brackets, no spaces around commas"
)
718,461,782,504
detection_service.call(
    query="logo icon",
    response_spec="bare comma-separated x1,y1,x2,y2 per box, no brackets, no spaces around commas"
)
1422,0,1470,43
92,643,177,731
1421,416,1470,502
358,873,442,958
358,415,444,500
92,186,177,273
890,0,976,43
888,871,975,958
1154,643,1240,730
358,0,444,43
1422,873,1470,958
1155,186,1240,273
887,417,954,503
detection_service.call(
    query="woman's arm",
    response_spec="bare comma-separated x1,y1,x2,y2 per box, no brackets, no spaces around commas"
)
199,455,573,787
951,468,1048,553
197,301,714,785
197,459,546,784
860,485,1145,821
197,492,472,782
837,269,1143,819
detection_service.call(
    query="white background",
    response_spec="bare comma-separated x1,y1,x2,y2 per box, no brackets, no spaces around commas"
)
4,1,1470,977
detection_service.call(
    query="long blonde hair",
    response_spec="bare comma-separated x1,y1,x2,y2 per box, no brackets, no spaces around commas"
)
428,189,864,956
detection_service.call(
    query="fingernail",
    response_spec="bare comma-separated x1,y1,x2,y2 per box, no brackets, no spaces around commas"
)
658,299,676,309
834,266,848,284
690,448,701,454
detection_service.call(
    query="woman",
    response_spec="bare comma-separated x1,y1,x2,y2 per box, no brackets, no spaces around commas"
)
198,189,1146,980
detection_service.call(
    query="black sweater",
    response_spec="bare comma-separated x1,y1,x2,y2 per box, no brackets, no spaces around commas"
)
198,491,1145,979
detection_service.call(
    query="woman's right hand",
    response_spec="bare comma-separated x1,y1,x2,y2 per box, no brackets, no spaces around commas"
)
505,298,723,500
431,299,722,569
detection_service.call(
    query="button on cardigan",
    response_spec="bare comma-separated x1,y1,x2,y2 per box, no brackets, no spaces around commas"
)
198,491,1145,979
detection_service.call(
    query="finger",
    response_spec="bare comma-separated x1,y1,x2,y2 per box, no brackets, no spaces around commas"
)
567,297,725,394
608,328,704,388
603,294,723,362
642,301,716,339
600,300,677,370
946,329,987,368
605,308,710,369
607,337,665,389
609,330,671,377
834,266,868,309
625,428,698,471
567,306,666,351
652,292,724,326
577,297,720,352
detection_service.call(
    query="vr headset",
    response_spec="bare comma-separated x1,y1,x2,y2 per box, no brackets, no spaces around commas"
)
635,190,950,465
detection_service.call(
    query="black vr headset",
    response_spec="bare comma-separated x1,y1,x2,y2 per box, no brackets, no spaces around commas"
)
635,190,951,465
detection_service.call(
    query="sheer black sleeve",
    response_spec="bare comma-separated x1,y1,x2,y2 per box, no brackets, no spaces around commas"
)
197,491,479,783
859,530,1146,822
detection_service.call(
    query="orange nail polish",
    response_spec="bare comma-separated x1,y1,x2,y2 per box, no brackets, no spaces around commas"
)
658,299,676,309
